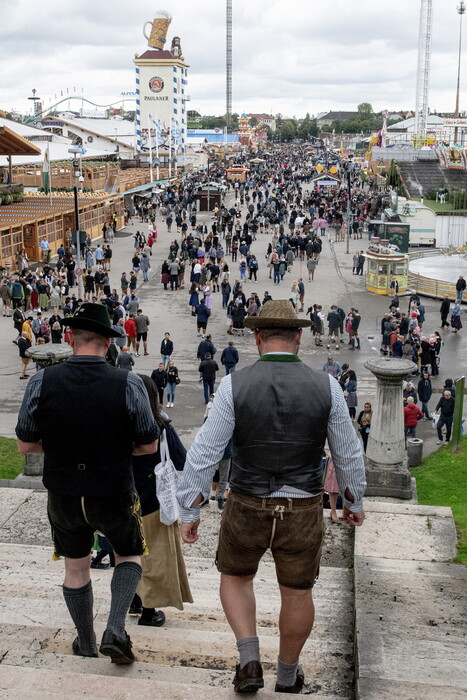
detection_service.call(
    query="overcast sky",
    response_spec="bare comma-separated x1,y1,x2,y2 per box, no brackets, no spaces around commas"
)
1,0,465,119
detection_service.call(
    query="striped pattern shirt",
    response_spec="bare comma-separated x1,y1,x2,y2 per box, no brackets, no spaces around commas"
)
177,370,366,523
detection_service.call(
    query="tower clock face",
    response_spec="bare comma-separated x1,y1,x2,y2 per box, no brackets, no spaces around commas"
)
149,77,164,93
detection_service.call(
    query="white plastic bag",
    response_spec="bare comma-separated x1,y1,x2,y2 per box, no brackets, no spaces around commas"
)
431,411,440,428
154,430,180,525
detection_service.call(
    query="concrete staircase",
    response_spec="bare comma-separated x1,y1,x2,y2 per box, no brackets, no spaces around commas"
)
0,542,354,699
399,161,467,199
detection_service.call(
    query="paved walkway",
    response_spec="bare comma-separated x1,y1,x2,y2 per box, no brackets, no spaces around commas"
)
0,188,465,459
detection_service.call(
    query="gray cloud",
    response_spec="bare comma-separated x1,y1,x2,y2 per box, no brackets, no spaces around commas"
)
0,0,464,119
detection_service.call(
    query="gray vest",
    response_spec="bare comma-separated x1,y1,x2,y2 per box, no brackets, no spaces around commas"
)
230,357,331,496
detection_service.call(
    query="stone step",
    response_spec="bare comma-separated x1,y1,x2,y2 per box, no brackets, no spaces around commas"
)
0,543,355,698
0,664,336,699
0,603,348,640
0,648,350,697
0,621,353,667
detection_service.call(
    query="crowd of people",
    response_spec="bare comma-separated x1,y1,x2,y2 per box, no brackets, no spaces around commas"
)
3,142,464,693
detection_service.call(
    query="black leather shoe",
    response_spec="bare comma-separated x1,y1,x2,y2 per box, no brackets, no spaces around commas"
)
99,629,135,664
274,665,305,693
72,636,98,658
138,610,166,627
232,660,264,693
128,594,142,615
90,561,110,569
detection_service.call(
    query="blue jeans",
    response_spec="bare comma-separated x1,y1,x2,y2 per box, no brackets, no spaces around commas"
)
222,292,230,308
203,378,215,404
273,269,280,284
456,290,463,301
225,364,235,375
421,401,430,419
240,267,246,279
161,354,171,368
437,415,453,441
167,382,176,403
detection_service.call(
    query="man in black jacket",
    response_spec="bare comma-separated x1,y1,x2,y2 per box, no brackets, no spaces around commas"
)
160,332,173,368
221,341,239,375
199,352,219,403
151,363,167,405
16,303,158,664
440,295,450,329
197,334,216,364
456,275,466,302
417,371,432,419
435,390,455,443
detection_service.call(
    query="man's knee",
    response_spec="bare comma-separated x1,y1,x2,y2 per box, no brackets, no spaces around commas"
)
279,584,313,601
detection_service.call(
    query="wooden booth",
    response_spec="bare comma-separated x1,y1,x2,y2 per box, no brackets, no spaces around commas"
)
226,167,249,183
0,194,124,267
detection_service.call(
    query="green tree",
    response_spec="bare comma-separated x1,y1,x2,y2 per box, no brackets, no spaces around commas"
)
278,120,297,142
201,115,226,129
249,116,258,127
298,113,314,140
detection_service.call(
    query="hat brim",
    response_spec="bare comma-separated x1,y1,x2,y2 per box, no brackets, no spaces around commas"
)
244,317,311,328
64,317,120,338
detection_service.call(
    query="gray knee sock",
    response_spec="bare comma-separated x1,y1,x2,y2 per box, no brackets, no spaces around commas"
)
236,636,260,669
63,581,96,655
106,562,142,638
277,658,299,687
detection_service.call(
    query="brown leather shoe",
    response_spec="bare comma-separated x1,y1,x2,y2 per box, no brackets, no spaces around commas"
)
274,665,305,693
232,660,264,693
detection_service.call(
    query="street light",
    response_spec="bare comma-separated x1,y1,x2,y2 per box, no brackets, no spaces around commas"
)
454,1,466,145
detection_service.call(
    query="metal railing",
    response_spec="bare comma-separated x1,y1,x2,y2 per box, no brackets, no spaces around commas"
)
408,272,458,299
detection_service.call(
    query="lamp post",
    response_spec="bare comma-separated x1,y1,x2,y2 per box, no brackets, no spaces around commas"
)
346,160,352,255
206,156,211,212
454,1,466,145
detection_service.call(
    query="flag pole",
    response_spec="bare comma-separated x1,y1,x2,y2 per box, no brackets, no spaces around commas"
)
168,119,172,179
155,121,160,181
148,115,154,183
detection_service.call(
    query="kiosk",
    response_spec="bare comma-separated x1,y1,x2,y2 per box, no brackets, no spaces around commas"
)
365,239,409,295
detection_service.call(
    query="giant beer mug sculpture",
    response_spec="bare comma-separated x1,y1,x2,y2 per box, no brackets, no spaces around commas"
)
143,10,172,49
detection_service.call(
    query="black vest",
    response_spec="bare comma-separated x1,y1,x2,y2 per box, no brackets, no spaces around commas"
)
230,358,331,496
36,358,135,496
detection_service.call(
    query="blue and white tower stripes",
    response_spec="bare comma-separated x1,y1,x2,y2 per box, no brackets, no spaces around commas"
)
135,65,141,152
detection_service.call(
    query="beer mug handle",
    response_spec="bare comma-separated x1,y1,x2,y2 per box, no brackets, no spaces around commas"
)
143,21,152,41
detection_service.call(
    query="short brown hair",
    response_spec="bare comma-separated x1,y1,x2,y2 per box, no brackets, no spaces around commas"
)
71,328,108,347
258,328,298,343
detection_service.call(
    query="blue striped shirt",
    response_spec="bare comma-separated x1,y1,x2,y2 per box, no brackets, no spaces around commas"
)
177,370,367,523
15,356,159,444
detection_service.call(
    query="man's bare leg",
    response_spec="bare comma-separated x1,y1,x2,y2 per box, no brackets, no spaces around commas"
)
220,573,256,639
278,585,315,663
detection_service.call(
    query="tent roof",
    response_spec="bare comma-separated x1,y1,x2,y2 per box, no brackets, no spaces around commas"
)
0,126,42,157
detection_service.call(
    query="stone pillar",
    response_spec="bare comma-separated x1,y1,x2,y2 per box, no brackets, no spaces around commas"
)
364,357,417,499
23,346,73,477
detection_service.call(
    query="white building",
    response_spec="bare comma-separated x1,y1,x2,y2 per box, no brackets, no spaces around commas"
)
133,45,188,162
40,116,135,157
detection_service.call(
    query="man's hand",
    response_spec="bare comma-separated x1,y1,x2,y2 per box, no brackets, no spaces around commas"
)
343,507,365,526
180,520,200,544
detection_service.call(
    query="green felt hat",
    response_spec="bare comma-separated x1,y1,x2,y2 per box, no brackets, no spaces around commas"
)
65,302,119,337
244,299,311,328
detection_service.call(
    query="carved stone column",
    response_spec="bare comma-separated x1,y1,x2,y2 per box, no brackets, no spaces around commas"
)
364,357,417,499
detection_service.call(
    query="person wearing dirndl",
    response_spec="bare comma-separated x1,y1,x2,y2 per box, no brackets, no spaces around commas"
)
130,375,193,625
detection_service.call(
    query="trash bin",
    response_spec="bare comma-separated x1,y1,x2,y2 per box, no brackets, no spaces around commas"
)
407,438,423,467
